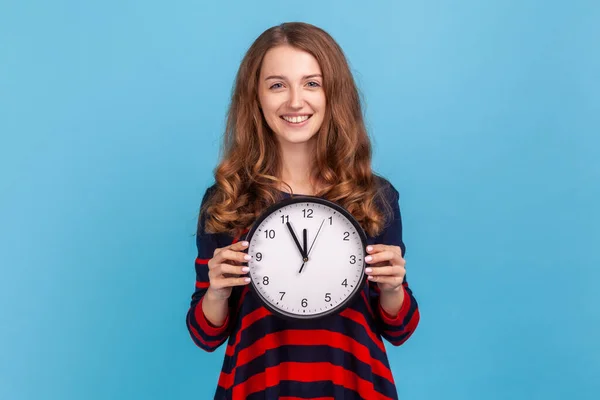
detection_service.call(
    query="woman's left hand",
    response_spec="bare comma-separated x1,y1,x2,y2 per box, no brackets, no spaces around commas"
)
364,244,406,293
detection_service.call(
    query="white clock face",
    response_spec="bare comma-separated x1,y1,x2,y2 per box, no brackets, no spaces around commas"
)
247,198,366,319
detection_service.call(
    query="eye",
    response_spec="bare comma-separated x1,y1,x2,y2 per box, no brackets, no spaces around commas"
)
269,83,283,90
307,81,321,88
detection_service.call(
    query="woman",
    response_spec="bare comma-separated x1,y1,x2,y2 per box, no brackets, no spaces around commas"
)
186,22,420,400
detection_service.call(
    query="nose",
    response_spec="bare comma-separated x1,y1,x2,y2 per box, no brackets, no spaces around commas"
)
289,86,304,109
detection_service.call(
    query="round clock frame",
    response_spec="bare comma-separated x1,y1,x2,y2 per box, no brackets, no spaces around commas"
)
244,195,368,321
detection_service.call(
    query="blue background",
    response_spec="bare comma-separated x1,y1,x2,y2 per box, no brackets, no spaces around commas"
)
1,0,598,399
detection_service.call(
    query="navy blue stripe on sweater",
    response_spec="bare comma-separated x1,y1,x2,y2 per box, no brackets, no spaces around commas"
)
231,345,396,395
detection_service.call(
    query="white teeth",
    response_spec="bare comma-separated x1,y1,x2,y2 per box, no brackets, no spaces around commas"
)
282,115,310,124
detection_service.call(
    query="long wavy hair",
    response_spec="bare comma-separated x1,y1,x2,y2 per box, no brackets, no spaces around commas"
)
201,22,394,239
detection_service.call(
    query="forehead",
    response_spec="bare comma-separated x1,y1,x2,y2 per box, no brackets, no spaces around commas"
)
260,45,322,77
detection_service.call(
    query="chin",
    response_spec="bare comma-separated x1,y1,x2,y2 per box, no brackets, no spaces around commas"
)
276,130,319,145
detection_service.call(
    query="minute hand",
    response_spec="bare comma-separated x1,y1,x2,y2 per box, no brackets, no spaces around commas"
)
299,219,325,273
286,222,307,259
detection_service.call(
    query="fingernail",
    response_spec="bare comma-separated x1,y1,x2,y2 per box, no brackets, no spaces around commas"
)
367,246,373,252
244,254,251,261
365,268,372,273
365,256,372,262
244,277,251,283
242,267,249,272
242,241,249,247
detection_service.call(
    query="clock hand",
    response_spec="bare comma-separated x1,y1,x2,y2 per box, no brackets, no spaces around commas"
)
286,222,307,259
307,219,325,257
299,229,308,273
299,219,325,273
303,228,307,258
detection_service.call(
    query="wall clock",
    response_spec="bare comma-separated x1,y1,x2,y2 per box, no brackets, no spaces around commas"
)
245,196,367,320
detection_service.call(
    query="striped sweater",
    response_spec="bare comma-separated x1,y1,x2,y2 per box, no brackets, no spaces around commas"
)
186,180,420,399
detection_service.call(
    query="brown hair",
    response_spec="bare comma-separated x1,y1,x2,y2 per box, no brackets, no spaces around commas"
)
200,22,395,239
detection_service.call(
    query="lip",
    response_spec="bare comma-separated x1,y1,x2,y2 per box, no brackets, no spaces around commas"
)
280,115,312,127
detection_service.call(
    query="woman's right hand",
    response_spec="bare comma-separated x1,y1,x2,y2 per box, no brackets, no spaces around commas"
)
206,240,251,300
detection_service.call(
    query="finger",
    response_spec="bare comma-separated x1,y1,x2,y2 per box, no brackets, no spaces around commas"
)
215,248,252,265
209,264,247,281
369,261,387,269
230,240,250,251
365,250,403,266
210,276,251,289
220,276,252,287
214,240,249,257
367,275,405,285
219,263,250,276
367,244,403,257
365,265,405,277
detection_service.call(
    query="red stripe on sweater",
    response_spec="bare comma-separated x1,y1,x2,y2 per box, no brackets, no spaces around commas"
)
195,281,209,289
407,307,420,331
187,313,224,349
237,286,249,308
387,308,420,343
231,361,394,400
195,258,209,265
339,308,386,353
383,293,417,335
378,286,411,325
218,329,394,389
225,307,272,356
361,290,375,319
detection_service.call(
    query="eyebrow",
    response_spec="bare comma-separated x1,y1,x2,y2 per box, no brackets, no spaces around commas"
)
264,74,322,81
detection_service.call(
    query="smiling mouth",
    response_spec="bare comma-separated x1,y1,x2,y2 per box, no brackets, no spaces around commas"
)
280,115,313,124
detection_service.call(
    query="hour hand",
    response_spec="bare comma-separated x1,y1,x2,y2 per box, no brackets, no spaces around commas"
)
303,228,307,258
298,229,308,273
286,222,306,259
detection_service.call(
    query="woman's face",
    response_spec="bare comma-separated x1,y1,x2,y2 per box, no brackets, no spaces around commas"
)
258,45,326,146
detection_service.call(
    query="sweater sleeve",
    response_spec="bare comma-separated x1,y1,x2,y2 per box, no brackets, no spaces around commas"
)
369,181,420,346
185,186,236,352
